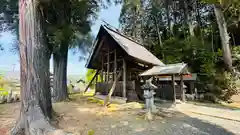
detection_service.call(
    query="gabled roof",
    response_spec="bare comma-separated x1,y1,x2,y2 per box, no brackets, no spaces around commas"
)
85,25,164,68
157,74,197,81
104,26,164,66
139,63,188,76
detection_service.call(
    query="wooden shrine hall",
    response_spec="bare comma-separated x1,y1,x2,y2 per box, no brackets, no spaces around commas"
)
85,25,165,102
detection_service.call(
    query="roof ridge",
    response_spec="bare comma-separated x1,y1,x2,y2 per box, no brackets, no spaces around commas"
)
103,25,145,47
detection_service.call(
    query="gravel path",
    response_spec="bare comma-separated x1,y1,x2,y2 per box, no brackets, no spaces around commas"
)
186,112,240,135
175,103,240,135
88,114,238,135
54,100,239,135
0,100,239,135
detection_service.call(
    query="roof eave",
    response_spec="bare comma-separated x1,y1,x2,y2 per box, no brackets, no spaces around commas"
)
85,26,104,68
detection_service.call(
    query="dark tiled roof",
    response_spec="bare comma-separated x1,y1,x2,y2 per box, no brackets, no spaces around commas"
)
86,25,164,68
104,26,164,66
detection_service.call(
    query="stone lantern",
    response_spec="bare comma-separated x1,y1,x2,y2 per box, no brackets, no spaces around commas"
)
141,78,157,120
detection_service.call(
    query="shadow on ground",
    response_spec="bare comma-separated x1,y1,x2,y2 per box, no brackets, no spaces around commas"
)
0,97,238,135
52,98,238,135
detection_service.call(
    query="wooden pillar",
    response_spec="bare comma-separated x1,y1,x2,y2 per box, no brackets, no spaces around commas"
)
180,74,185,102
171,74,176,103
106,47,110,82
189,81,194,94
114,50,117,81
129,72,131,81
96,71,98,84
113,50,117,97
101,56,104,82
123,59,127,98
84,70,100,92
104,71,107,83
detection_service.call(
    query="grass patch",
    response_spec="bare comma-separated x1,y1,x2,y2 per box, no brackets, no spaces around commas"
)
87,97,105,105
220,102,240,110
0,91,8,96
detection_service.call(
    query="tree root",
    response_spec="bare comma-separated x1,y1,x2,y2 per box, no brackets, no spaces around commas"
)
11,106,72,135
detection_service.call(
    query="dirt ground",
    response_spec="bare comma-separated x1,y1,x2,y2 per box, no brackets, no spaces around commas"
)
0,97,240,135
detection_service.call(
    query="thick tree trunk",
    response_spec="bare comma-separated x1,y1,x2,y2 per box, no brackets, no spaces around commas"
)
183,0,195,37
154,16,165,62
165,0,172,36
11,0,59,134
53,44,69,101
196,1,204,45
214,4,232,70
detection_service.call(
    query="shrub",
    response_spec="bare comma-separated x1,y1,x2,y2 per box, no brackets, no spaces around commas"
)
208,71,239,101
203,93,217,103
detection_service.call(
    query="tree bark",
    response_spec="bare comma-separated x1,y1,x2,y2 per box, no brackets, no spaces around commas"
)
11,0,57,134
214,4,232,70
154,16,165,62
183,0,195,37
53,44,69,101
165,0,172,37
196,1,204,45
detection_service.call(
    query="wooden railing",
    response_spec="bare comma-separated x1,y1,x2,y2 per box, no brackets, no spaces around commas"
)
96,81,140,102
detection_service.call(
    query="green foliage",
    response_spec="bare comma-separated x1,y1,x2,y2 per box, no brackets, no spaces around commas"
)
119,0,240,101
85,69,102,89
211,71,238,101
45,0,100,56
203,93,218,103
88,129,95,135
0,74,9,96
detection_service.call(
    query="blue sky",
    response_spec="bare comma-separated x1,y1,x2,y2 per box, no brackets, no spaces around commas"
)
0,4,121,76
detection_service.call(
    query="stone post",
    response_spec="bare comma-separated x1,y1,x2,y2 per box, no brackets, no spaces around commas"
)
150,90,156,112
7,89,12,103
141,78,157,120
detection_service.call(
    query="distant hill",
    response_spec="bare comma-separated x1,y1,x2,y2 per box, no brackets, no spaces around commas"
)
0,71,85,85
68,74,85,83
2,71,20,81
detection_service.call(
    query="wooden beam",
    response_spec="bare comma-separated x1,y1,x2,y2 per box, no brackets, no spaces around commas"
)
104,70,123,106
103,50,117,56
114,50,117,81
84,70,100,93
103,58,124,65
123,59,127,98
106,47,110,82
171,74,176,103
101,56,104,82
180,74,185,102
113,50,117,97
96,71,98,84
92,36,105,61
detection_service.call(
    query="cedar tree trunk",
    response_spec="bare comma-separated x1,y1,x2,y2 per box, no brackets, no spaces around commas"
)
11,0,57,134
165,0,172,36
214,4,232,70
53,44,69,101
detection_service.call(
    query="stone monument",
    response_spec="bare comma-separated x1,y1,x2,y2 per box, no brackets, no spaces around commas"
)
141,78,157,120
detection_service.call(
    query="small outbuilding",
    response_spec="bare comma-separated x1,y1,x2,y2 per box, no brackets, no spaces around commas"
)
139,63,195,102
85,25,196,103
85,25,164,102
